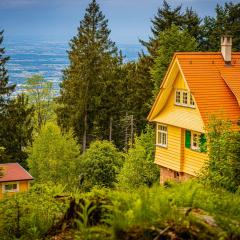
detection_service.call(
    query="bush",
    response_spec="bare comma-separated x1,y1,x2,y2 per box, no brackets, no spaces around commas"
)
0,183,68,240
28,122,81,188
118,125,159,189
200,117,240,192
80,140,123,191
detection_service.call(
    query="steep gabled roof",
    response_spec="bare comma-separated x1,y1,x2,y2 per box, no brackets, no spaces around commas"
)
0,163,33,182
148,52,240,126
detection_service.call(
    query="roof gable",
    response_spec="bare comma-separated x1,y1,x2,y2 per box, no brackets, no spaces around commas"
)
148,52,240,126
0,163,33,182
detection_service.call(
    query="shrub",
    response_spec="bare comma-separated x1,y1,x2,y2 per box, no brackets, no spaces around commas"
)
118,125,159,189
200,117,240,192
80,140,123,190
28,122,81,188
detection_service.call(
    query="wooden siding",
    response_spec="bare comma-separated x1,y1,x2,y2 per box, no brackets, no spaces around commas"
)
155,125,181,171
183,147,208,176
0,180,30,199
152,72,204,132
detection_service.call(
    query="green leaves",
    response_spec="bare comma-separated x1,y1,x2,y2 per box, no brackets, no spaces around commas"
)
79,140,123,190
27,122,81,188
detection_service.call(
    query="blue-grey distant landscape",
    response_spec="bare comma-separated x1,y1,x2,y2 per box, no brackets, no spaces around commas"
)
5,41,142,91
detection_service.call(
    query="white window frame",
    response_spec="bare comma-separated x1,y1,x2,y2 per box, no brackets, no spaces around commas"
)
191,132,200,151
175,90,181,105
182,91,188,105
156,124,168,148
2,182,19,193
190,94,195,108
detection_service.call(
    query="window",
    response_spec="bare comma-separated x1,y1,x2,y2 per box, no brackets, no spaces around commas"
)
2,182,19,193
191,132,200,150
190,95,195,107
175,90,181,104
157,124,168,147
185,130,206,152
182,91,188,105
175,89,195,108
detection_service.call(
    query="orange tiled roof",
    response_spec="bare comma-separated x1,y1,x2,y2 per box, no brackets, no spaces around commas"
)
0,163,33,182
176,52,240,125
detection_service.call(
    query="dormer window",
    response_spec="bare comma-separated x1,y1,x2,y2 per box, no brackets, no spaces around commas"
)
175,90,181,104
190,95,195,107
175,89,195,108
182,91,188,105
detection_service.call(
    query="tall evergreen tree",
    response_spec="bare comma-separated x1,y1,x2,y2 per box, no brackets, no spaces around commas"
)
140,0,184,56
0,31,34,165
202,2,240,51
56,0,119,151
0,30,15,106
150,25,198,95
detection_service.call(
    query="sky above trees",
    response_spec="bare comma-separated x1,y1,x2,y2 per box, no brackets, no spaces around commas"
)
1,0,239,44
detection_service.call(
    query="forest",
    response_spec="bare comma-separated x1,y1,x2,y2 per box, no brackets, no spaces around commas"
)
0,0,240,239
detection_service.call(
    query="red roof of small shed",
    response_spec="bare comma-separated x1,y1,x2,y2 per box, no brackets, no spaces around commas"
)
0,163,33,182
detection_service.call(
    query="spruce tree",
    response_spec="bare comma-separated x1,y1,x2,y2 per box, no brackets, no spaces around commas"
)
0,30,15,106
56,0,119,151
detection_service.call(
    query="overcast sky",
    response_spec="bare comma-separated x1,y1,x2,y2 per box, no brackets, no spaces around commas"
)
1,0,239,44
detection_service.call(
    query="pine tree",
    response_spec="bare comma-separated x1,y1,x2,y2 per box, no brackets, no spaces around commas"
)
202,2,240,51
150,25,198,95
0,30,15,107
0,94,34,165
56,0,119,151
140,0,184,56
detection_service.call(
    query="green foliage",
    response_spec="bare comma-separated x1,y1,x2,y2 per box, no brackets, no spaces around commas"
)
56,0,121,150
200,117,240,192
28,122,81,188
24,74,55,131
202,2,240,51
80,140,123,190
150,25,198,95
118,125,159,189
0,182,67,240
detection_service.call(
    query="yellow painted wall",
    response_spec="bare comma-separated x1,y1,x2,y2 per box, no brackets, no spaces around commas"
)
155,125,182,172
0,180,30,199
154,72,208,176
152,72,205,133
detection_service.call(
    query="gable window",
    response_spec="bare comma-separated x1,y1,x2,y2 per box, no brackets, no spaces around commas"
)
182,91,188,105
157,124,168,147
185,130,206,152
190,95,195,107
2,182,19,193
175,90,181,104
175,89,195,108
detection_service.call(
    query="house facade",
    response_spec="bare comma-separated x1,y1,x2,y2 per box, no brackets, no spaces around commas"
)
0,163,33,199
148,36,240,184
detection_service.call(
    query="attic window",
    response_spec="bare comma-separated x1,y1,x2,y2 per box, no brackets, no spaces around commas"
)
175,90,181,104
175,89,195,108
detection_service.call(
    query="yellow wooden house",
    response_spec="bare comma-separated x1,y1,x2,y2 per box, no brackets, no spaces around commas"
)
148,36,240,184
0,163,33,199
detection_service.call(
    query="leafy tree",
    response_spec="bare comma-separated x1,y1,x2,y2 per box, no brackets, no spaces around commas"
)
202,2,240,51
118,125,159,189
0,94,34,165
24,74,54,131
28,123,81,187
200,117,240,192
80,140,123,190
150,25,198,95
56,0,120,151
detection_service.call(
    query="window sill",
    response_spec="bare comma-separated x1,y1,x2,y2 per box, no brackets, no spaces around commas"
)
174,103,196,109
156,144,168,149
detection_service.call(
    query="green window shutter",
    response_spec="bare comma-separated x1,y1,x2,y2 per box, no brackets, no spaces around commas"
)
185,130,191,148
200,134,207,152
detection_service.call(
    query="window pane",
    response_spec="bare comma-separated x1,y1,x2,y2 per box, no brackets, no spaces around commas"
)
183,92,188,104
176,91,181,103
